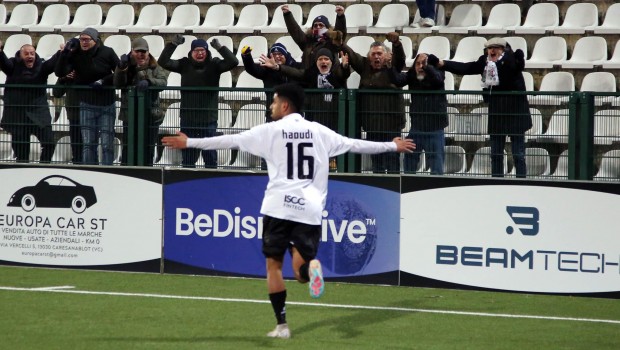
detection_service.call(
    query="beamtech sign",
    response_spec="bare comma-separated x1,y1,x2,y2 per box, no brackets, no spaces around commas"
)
401,183,620,294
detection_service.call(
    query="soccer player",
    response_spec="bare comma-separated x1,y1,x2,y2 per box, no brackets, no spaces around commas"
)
162,83,415,339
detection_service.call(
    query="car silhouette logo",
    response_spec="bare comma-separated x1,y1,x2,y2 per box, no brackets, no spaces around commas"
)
7,175,97,214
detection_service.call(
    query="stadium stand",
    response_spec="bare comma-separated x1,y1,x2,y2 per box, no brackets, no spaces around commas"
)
551,2,598,35
476,3,521,35
187,4,235,34
438,4,483,34
559,36,608,69
157,4,201,34
594,150,620,181
343,4,373,34
525,36,567,69
90,4,134,34
512,3,559,34
0,4,37,32
366,3,409,34
403,5,445,34
27,4,69,33
260,4,303,34
124,4,167,34
58,4,102,33
226,4,269,34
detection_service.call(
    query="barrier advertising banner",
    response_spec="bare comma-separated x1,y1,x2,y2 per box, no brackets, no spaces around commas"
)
163,170,400,284
400,176,620,296
0,165,162,272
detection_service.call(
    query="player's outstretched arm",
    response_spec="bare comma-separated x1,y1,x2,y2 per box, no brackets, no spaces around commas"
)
393,137,416,153
162,132,189,149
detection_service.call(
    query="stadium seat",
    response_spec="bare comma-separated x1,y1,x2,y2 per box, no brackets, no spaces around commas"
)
194,0,223,3
27,4,69,32
522,71,534,92
0,133,13,162
444,145,467,174
103,35,131,57
551,3,598,35
537,109,569,144
343,4,373,34
450,36,486,62
602,40,620,69
525,36,567,69
91,4,134,33
416,36,451,60
594,150,620,181
384,36,414,67
366,4,409,34
3,34,32,56
0,4,37,32
593,110,620,145
588,3,620,34
158,102,181,136
125,4,167,34
512,3,559,34
525,108,543,142
504,36,528,59
438,4,483,34
259,4,303,34
157,4,201,34
347,71,360,89
142,35,165,59
230,104,267,166
580,72,617,106
170,35,197,60
58,4,103,33
403,5,446,34
226,4,269,34
235,36,269,66
208,35,234,60
229,71,266,101
303,4,337,31
550,150,569,179
188,4,235,34
444,71,455,91
466,146,507,177
274,36,303,62
511,147,550,177
448,75,484,105
476,3,521,35
528,72,574,106
0,5,6,25
559,37,607,69
51,105,69,133
453,107,488,142
346,36,375,57
51,136,72,164
443,106,460,140
28,135,42,163
36,34,65,60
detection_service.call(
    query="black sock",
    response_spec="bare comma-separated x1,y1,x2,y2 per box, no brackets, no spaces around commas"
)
299,262,310,282
269,290,287,324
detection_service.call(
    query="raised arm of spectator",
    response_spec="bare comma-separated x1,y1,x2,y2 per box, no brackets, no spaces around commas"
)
158,35,185,73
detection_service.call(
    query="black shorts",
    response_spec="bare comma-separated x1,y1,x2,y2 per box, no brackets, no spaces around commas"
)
262,215,321,262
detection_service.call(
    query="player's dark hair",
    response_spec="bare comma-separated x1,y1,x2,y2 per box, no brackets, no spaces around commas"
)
273,83,304,113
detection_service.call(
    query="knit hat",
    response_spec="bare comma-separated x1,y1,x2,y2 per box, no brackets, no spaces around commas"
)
270,43,297,66
131,37,149,51
191,39,209,51
312,15,330,28
80,27,99,42
315,48,333,62
484,37,507,49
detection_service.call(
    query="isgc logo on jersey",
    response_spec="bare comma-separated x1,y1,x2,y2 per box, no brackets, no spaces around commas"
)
283,194,306,211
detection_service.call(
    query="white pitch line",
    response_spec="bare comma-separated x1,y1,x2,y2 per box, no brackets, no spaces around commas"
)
28,286,75,291
1,286,619,325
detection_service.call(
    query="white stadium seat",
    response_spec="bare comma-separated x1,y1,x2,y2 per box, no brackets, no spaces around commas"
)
27,4,69,32
366,4,409,34
142,35,165,59
580,72,617,106
0,4,37,32
512,3,559,34
226,4,269,34
343,4,373,34
346,36,375,57
551,3,598,35
525,36,566,69
303,4,337,31
103,35,131,57
125,4,167,34
438,4,483,34
58,4,103,33
528,72,574,106
235,36,268,66
91,4,134,34
602,40,620,69
188,4,235,34
451,37,486,62
537,109,570,144
260,4,303,34
588,3,620,34
559,37,608,69
476,3,521,35
274,36,303,62
416,36,451,60
157,4,201,34
594,150,620,181
36,34,65,60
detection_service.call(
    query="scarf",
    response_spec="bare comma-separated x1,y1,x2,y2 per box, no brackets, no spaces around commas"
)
481,53,504,88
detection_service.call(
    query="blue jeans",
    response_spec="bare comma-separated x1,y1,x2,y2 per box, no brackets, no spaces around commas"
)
404,129,445,175
80,102,116,165
416,0,436,19
180,119,217,168
490,134,526,177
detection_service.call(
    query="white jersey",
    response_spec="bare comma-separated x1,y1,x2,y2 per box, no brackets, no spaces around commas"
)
187,113,396,225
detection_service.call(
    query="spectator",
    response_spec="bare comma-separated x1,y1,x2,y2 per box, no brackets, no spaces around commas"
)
0,43,61,163
52,71,82,164
114,37,169,166
158,35,238,168
241,43,302,123
412,1,437,28
436,37,532,177
391,53,448,175
55,28,120,166
342,33,407,174
282,4,346,69
162,83,415,339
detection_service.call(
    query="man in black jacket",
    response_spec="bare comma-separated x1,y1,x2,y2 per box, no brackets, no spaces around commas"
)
158,35,238,168
0,43,61,163
391,53,448,175
55,28,119,166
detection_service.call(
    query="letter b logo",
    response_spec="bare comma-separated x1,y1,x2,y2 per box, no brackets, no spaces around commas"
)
506,206,539,236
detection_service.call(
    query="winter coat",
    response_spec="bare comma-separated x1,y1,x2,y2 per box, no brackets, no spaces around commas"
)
441,49,532,134
0,50,60,130
158,42,238,125
284,11,347,70
391,63,448,132
343,42,407,133
113,53,169,124
54,40,119,106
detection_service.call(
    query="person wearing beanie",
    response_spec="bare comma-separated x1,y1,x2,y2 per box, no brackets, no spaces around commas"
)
161,82,415,339
435,37,532,177
341,32,407,174
158,34,238,168
113,37,169,166
0,41,63,163
282,4,347,69
55,27,120,166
